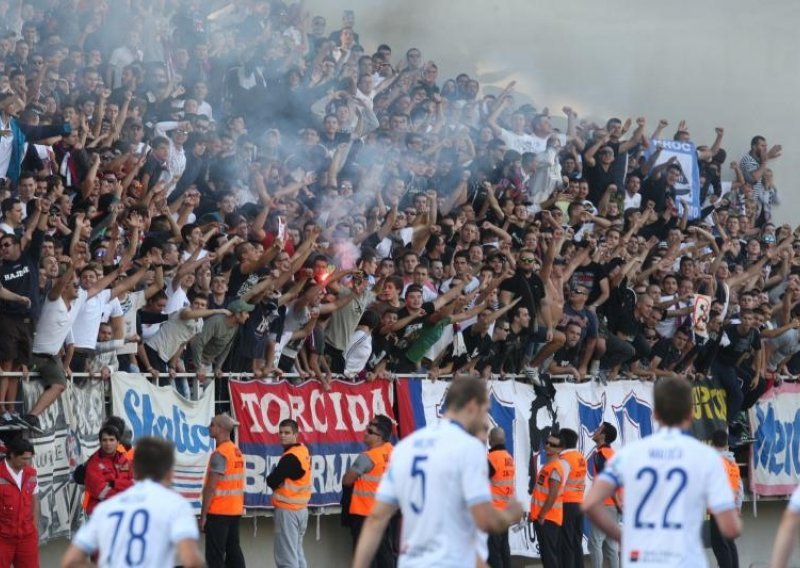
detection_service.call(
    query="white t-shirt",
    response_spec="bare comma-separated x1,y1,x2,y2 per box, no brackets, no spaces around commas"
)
599,427,736,568
33,289,88,355
117,291,147,355
376,419,491,568
72,479,199,568
499,128,548,155
343,329,372,377
70,289,123,350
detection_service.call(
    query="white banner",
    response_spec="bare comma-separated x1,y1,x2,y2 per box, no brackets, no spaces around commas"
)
111,372,215,511
21,379,106,543
417,379,654,558
749,382,800,496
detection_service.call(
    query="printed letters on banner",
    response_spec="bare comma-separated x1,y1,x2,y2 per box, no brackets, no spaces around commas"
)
644,138,701,219
229,378,394,509
111,372,214,511
750,382,800,496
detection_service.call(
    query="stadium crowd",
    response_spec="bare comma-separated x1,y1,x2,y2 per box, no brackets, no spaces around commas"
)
0,0,791,452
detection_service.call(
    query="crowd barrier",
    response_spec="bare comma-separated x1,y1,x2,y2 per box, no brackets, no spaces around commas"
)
1,371,794,558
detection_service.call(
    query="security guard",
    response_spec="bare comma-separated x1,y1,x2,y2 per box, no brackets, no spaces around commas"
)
200,413,245,568
710,429,742,568
267,418,312,568
530,432,568,568
343,415,395,567
559,428,587,568
588,422,620,568
487,426,515,568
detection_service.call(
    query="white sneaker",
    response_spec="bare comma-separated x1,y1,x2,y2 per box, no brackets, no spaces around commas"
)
523,366,542,387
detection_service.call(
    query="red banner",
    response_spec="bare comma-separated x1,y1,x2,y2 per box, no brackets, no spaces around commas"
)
229,378,394,508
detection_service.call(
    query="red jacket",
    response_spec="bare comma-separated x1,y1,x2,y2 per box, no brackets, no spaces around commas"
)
0,459,38,539
84,449,134,514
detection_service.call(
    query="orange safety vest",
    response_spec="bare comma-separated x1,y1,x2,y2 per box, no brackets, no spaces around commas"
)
206,440,245,516
273,444,312,510
350,442,393,516
488,447,515,511
530,459,565,526
722,455,741,506
560,449,586,504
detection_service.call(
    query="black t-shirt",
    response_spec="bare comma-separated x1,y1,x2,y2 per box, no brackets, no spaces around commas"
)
641,177,675,213
583,162,616,205
500,328,531,374
649,338,682,371
499,270,545,319
0,229,43,318
569,262,607,305
717,323,761,367
552,343,581,368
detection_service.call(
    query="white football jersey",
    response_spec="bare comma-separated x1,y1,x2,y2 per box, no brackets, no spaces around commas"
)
599,427,735,568
376,419,492,568
73,480,199,568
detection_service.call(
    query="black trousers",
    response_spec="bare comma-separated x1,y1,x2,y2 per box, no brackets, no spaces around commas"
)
350,514,396,568
560,503,583,568
534,519,561,568
487,529,511,568
205,514,246,568
710,515,739,568
326,345,345,374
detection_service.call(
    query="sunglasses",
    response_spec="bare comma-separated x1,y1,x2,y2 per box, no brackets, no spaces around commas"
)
366,427,380,436
519,257,536,263
545,440,561,447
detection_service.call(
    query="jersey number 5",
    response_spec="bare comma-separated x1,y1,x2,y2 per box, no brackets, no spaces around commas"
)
634,467,688,530
410,455,428,514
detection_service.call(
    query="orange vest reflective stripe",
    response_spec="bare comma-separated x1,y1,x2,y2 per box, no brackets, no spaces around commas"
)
488,448,515,510
560,449,586,504
206,441,245,515
722,456,740,496
530,459,565,525
350,442,393,516
597,446,617,507
273,444,312,510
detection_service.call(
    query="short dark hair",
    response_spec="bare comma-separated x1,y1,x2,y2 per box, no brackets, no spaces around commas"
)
371,415,393,441
104,416,126,438
559,428,579,449
444,376,487,412
99,425,120,441
654,377,693,426
358,310,380,331
133,437,175,481
7,436,34,457
279,419,299,433
600,421,617,444
710,429,729,449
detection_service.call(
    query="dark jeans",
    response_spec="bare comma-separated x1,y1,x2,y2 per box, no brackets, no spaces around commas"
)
205,514,246,568
560,502,584,568
601,335,635,370
710,515,739,568
349,514,396,568
487,529,511,568
534,520,561,568
711,361,743,427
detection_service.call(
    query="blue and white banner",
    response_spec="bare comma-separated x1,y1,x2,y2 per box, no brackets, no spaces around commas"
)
749,382,800,496
112,372,215,511
645,139,702,219
397,379,654,558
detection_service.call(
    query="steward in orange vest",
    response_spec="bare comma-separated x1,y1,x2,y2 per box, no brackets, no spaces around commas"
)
709,429,741,568
343,415,396,567
0,437,39,568
487,426,515,568
530,433,568,568
267,418,313,568
559,428,587,568
200,414,246,568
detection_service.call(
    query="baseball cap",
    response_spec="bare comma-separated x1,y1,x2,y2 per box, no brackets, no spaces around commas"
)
227,299,256,313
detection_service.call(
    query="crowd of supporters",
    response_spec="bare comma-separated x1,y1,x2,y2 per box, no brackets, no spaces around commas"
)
0,0,790,447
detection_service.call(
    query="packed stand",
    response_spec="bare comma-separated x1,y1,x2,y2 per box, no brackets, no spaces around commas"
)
0,0,789,446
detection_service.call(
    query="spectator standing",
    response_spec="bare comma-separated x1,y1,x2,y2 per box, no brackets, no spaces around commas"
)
83,425,134,515
342,415,395,566
268,418,313,568
200,413,246,568
0,437,38,568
